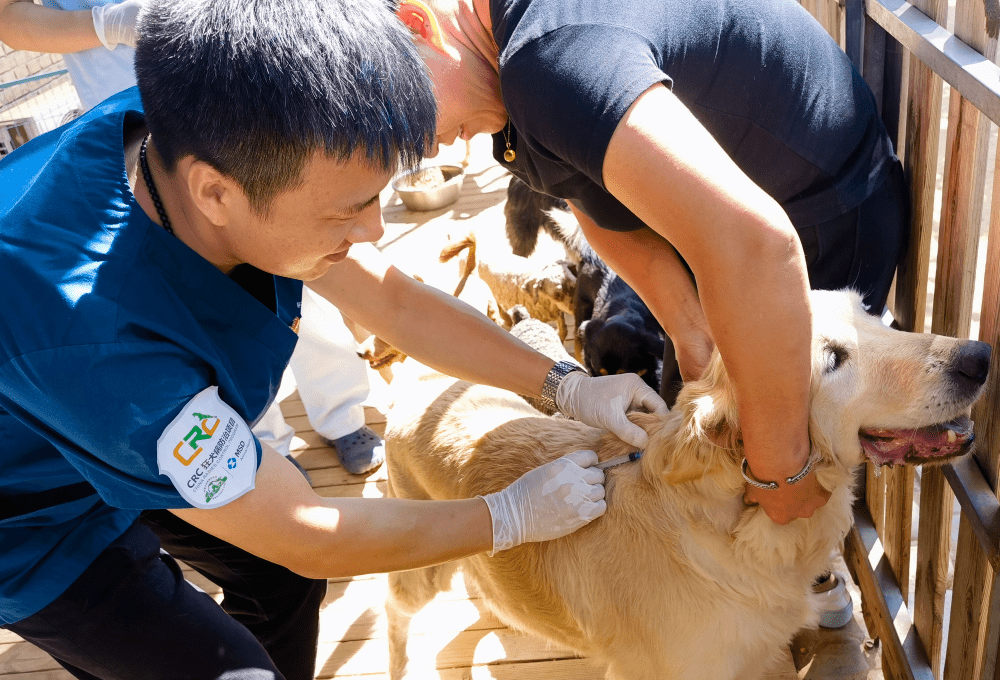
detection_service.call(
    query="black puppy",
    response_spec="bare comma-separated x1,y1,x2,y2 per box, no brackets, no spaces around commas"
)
504,176,664,391
504,175,570,257
573,254,664,391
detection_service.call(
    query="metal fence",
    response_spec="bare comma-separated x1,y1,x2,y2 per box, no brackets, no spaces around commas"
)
0,68,82,157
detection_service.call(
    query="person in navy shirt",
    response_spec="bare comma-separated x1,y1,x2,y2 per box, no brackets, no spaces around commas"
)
0,0,665,677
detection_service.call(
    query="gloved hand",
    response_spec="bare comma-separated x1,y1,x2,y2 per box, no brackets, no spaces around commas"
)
479,449,606,555
92,0,145,50
556,372,667,448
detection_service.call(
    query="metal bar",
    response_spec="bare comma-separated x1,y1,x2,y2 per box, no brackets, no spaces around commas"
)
0,69,68,90
866,0,1000,126
942,454,1000,570
845,501,936,680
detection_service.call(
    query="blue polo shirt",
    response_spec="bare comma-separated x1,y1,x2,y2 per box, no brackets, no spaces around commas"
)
0,88,302,623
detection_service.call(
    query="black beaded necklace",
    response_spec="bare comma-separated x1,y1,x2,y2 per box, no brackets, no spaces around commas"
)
139,134,174,236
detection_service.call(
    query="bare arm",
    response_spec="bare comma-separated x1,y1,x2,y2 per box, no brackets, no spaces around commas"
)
171,445,494,578
0,0,101,53
306,242,555,399
602,83,827,523
569,205,713,383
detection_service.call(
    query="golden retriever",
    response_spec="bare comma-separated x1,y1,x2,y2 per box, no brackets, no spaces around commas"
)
383,290,990,680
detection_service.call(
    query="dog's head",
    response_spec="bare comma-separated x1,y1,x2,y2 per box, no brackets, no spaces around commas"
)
578,316,665,391
644,290,990,489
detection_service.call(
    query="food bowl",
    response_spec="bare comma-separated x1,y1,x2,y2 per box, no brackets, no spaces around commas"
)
391,164,464,211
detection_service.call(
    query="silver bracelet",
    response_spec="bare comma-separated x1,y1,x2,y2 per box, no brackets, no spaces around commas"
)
740,455,814,491
539,361,585,413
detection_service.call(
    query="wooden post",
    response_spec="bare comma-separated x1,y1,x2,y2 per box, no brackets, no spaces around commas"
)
938,1,996,675
846,0,865,69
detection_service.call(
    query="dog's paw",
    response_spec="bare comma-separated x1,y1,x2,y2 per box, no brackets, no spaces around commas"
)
357,335,406,369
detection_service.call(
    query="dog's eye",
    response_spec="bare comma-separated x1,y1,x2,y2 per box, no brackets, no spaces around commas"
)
823,343,849,373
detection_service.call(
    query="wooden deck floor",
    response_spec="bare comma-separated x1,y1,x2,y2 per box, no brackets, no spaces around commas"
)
1,137,817,679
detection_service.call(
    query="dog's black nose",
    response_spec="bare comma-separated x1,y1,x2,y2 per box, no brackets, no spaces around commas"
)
953,340,991,387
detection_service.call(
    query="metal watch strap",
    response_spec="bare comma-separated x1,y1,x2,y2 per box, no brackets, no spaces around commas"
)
740,455,814,491
540,361,584,413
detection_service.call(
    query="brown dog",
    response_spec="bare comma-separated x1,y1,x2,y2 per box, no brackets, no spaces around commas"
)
384,290,990,680
440,232,575,341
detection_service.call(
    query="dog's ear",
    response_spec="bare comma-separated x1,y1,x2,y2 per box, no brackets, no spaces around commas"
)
642,330,666,358
646,349,742,485
581,318,604,344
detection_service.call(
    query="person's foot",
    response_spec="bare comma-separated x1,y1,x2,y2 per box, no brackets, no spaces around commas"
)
812,571,854,628
322,425,385,475
284,454,313,485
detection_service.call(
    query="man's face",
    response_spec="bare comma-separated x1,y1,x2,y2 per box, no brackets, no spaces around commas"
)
227,152,391,280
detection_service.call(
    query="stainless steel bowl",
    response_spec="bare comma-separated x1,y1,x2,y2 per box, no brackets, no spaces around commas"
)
391,164,464,211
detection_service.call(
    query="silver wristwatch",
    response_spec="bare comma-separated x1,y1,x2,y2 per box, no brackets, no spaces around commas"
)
540,361,585,413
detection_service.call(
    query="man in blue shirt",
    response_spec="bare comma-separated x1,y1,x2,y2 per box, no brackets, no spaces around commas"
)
0,0,664,677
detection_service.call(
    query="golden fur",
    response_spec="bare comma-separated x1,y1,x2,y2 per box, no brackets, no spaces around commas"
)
384,290,989,679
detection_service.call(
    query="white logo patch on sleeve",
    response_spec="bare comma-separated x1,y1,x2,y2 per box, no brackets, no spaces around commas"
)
156,386,257,509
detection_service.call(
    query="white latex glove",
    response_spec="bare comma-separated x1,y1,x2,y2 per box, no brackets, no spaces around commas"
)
479,449,606,555
556,372,667,449
92,0,145,50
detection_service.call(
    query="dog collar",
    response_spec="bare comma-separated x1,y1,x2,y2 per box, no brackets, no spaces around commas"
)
740,455,814,491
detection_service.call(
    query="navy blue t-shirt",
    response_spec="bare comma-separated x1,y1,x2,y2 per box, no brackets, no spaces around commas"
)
490,0,894,230
0,88,302,623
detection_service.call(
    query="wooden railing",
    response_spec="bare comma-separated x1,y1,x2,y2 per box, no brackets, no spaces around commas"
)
801,0,1000,677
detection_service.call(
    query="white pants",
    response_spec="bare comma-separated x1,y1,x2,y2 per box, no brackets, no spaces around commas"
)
253,288,369,457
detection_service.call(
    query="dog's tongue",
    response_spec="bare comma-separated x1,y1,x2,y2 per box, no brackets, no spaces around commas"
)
858,416,974,466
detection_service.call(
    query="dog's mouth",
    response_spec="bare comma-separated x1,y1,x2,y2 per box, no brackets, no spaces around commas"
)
858,416,975,467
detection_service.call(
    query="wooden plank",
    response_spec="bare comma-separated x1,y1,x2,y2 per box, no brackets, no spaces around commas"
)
883,33,909,150
846,0,866,69
845,501,936,680
979,144,1000,489
938,2,998,677
934,2,996,677
893,0,947,334
863,14,889,116
316,627,589,678
978,69,1000,680
914,466,956,672
883,466,915,603
981,568,1000,680
943,515,992,680
867,463,888,537
933,84,990,339
866,0,1000,126
827,0,844,47
319,657,605,680
0,659,606,680
942,455,1000,569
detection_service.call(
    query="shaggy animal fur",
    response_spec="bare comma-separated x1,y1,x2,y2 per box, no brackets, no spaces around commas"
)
504,175,572,257
384,290,990,680
356,270,503,379
574,257,665,391
504,177,664,390
507,305,585,415
439,232,575,341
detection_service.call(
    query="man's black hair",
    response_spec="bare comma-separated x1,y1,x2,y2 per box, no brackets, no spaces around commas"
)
135,0,435,213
